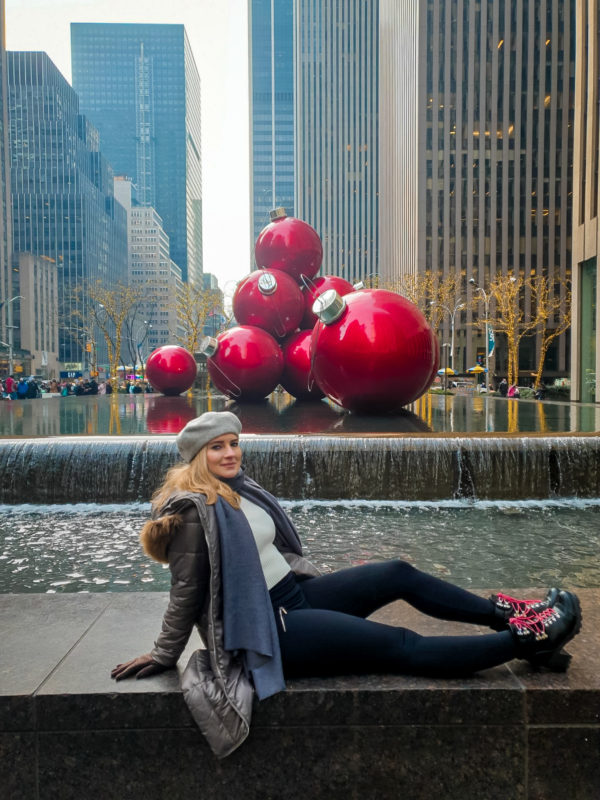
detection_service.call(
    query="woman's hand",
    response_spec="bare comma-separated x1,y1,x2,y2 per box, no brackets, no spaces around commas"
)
110,653,169,681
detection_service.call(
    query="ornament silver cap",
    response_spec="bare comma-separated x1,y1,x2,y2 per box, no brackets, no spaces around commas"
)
312,289,346,324
258,272,278,295
353,281,365,290
199,335,218,357
269,207,287,221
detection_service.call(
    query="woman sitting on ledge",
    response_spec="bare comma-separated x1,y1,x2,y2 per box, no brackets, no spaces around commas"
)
112,411,582,758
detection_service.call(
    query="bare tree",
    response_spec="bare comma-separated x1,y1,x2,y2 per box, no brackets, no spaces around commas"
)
379,271,461,337
173,283,223,354
86,281,144,383
120,289,158,377
530,275,571,389
483,273,538,386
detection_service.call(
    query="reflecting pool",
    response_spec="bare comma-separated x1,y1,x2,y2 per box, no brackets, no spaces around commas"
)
0,391,599,436
1,499,598,592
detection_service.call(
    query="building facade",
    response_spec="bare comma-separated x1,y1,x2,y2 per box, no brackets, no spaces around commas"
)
380,0,575,377
71,23,203,286
16,252,59,377
249,0,296,247
113,177,184,357
378,1,419,282
0,0,15,377
295,0,379,283
571,0,600,403
7,51,127,367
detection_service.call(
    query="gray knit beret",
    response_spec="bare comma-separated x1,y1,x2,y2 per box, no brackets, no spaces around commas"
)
176,411,242,463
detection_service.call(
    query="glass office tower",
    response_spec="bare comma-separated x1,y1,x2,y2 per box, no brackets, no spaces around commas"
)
71,23,203,286
249,0,295,246
295,0,379,283
7,51,127,363
0,1,14,368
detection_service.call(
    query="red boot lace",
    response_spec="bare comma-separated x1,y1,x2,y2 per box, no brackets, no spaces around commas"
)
509,607,557,641
495,592,543,616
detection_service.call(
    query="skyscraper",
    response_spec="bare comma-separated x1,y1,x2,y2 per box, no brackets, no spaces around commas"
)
71,23,203,285
380,0,575,377
295,0,379,283
7,51,127,365
113,176,184,354
249,0,296,246
0,0,14,376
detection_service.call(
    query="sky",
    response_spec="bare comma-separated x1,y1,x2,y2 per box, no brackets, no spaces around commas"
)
5,0,251,295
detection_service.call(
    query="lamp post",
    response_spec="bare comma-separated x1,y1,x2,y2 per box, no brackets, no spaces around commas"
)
430,299,465,372
440,343,451,391
469,278,491,385
79,333,88,374
0,296,24,375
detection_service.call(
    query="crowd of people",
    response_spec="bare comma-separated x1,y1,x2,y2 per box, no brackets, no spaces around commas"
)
0,374,154,399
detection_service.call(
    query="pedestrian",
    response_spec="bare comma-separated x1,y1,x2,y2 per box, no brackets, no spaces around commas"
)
105,380,113,395
26,378,40,399
16,377,28,399
111,411,582,758
5,374,16,399
499,378,508,397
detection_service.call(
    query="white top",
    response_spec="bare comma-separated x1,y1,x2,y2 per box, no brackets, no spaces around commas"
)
240,497,291,590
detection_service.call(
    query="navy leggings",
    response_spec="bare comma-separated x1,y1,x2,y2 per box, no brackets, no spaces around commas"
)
270,561,517,678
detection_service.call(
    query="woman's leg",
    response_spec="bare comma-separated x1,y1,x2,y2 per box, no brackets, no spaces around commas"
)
278,606,516,678
300,560,496,625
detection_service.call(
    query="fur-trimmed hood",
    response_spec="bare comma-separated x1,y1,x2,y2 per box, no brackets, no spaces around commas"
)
140,491,204,563
140,513,182,563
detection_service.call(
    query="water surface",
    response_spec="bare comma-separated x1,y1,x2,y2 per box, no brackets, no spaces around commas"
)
1,499,598,592
0,392,599,436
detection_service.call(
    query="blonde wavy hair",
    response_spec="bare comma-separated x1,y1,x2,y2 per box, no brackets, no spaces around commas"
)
151,445,241,512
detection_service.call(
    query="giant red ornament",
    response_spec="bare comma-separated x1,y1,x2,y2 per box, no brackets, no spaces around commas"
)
233,269,304,338
310,289,439,413
145,345,197,396
201,325,283,400
300,275,355,329
280,330,324,400
255,208,323,282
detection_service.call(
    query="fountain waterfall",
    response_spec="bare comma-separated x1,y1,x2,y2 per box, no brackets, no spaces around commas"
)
0,434,599,503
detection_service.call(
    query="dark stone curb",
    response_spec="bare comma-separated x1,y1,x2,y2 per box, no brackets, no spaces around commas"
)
1,591,598,799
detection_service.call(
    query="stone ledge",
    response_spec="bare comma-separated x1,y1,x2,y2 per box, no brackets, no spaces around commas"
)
1,591,598,800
